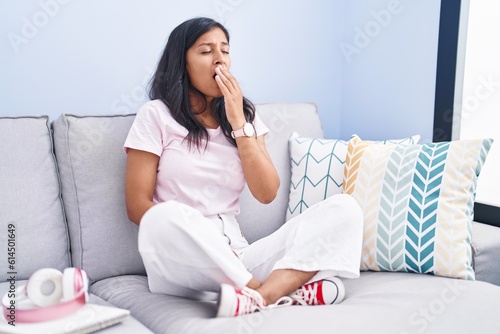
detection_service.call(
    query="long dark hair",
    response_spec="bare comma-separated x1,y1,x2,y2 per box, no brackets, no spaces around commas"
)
148,17,255,149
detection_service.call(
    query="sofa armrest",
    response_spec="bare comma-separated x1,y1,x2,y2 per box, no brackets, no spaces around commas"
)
472,221,500,286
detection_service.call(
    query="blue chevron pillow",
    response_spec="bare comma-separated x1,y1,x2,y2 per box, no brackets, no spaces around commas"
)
343,135,494,280
287,133,420,221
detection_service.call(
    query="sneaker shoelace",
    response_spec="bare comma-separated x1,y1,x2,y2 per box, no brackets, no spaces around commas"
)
237,287,267,315
237,287,294,315
289,281,321,305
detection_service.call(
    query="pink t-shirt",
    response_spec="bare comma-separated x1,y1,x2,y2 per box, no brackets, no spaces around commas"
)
124,99,269,217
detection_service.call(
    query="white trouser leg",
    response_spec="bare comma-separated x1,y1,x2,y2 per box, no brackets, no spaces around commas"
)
138,201,252,299
239,194,364,283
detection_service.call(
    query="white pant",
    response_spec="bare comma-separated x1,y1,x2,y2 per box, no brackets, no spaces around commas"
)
138,194,363,300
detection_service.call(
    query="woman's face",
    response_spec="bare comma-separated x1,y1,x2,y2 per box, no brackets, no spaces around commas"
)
186,27,231,101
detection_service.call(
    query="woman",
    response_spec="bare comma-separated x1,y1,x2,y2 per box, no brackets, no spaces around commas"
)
124,17,363,317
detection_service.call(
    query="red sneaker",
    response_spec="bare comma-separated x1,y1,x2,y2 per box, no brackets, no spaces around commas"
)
289,277,345,305
216,284,293,317
216,284,267,317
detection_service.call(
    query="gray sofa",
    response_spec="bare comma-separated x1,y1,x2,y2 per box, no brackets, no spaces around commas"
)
1,102,500,334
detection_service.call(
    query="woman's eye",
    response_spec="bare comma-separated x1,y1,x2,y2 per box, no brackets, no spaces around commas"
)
200,50,229,55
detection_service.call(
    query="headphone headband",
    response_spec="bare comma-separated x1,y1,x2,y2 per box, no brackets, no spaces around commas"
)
2,287,87,323
1,268,88,323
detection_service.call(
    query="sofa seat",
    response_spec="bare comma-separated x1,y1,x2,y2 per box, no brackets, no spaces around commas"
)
90,271,500,334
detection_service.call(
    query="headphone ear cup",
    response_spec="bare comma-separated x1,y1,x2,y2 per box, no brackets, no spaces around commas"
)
62,268,89,301
62,268,77,301
14,285,36,308
81,269,89,293
26,268,64,307
81,269,90,302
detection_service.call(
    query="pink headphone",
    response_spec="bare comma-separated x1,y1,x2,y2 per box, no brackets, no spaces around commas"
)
2,268,89,323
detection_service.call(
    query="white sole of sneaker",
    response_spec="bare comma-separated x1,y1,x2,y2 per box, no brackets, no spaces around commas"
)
216,284,237,317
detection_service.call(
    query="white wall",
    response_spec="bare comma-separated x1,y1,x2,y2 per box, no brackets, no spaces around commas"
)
0,0,345,138
0,1,442,141
339,0,441,142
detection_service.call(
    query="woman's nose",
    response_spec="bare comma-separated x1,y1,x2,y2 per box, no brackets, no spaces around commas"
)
214,50,226,66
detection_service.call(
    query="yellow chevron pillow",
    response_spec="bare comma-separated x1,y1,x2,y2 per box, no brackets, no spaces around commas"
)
343,135,493,279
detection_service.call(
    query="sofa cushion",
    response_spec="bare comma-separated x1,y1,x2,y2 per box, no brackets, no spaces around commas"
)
237,103,324,243
52,114,145,282
287,134,420,221
0,116,70,282
343,135,493,279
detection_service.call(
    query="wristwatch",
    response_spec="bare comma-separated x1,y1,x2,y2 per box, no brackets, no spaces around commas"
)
231,123,255,139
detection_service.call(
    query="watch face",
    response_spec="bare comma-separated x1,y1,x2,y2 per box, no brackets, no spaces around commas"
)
244,123,255,136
